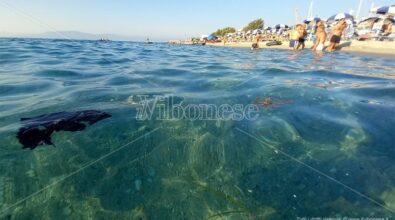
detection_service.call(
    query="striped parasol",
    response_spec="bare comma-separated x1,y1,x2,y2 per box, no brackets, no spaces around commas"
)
304,17,321,24
327,13,354,22
273,24,289,29
373,5,395,15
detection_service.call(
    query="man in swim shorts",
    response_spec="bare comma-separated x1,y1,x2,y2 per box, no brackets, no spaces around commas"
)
296,24,307,50
251,33,262,50
312,21,327,51
289,24,301,50
326,19,347,52
251,43,259,50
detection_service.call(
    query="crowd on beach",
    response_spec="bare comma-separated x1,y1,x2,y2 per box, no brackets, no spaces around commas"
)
221,16,394,52
184,6,395,53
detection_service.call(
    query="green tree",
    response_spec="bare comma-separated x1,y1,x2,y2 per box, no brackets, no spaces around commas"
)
242,19,264,32
212,27,236,36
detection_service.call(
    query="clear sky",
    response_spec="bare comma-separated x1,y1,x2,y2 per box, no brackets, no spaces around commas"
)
0,0,393,40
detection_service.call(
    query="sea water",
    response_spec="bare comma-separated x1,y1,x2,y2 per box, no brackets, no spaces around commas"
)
1,38,395,219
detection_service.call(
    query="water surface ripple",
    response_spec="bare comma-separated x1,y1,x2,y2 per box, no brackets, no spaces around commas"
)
1,38,395,219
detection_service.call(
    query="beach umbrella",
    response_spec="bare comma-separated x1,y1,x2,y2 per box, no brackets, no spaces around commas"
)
304,17,321,24
367,17,395,29
207,35,217,41
359,17,380,23
357,17,380,29
327,13,354,22
274,24,289,29
374,5,395,15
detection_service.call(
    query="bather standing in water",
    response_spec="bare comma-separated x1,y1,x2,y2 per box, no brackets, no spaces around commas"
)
326,19,347,52
296,24,307,50
289,25,300,50
251,33,262,50
312,21,327,51
256,33,262,44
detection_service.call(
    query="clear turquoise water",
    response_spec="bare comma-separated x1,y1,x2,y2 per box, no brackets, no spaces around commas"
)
1,38,395,219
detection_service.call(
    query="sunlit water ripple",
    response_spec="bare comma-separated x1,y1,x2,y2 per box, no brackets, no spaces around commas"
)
1,38,395,219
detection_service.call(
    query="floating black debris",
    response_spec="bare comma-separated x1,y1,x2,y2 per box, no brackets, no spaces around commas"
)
17,110,111,150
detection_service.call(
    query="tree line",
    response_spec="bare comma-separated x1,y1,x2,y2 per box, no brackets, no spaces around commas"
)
212,19,264,36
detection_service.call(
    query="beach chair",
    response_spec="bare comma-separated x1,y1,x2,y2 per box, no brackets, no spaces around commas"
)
370,22,395,41
356,30,376,41
377,32,395,41
356,21,391,41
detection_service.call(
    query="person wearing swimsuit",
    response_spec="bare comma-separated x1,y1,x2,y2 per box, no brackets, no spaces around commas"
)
312,21,327,51
326,19,347,52
296,24,307,50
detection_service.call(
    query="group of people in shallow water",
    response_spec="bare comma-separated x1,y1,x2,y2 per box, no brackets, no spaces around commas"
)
251,19,348,52
290,18,348,52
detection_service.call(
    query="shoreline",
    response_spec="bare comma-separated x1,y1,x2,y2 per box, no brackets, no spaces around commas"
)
170,40,395,56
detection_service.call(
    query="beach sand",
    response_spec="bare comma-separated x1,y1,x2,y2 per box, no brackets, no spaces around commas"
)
210,41,395,55
170,40,395,55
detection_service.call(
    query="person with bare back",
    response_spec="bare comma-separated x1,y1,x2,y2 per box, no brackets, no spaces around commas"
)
326,19,347,52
